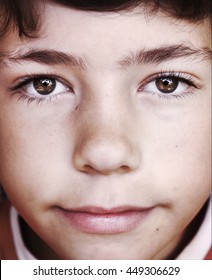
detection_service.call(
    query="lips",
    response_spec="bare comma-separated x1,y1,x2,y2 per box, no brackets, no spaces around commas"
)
57,206,154,234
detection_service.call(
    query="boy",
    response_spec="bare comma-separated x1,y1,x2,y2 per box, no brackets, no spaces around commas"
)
0,0,211,260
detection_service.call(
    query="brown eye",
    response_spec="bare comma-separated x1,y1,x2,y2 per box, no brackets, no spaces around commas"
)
33,78,56,95
155,77,179,94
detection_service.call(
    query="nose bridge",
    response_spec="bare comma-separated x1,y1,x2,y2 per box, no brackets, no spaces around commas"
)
90,75,128,122
73,82,140,175
82,75,131,137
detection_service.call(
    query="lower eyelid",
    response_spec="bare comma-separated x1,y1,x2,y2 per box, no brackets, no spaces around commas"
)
9,82,73,106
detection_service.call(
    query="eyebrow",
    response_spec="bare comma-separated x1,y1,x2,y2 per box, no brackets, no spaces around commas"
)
118,44,212,68
0,44,211,70
0,48,86,70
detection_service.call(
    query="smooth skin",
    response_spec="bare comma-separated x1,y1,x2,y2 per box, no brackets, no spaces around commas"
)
0,3,211,259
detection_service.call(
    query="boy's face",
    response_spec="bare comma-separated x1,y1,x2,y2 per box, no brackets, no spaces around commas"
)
0,3,211,259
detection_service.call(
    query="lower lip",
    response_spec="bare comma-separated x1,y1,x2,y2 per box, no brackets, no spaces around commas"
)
58,208,153,234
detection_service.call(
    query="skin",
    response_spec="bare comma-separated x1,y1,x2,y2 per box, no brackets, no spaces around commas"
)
0,3,211,259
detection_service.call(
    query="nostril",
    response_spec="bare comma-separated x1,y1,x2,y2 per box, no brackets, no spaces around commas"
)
81,164,131,175
120,165,131,173
82,164,98,175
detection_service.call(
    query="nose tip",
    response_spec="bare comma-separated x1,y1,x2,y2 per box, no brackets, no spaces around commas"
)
73,140,139,175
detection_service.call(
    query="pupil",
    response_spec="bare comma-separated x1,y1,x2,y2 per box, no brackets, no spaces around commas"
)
33,78,56,95
156,77,178,94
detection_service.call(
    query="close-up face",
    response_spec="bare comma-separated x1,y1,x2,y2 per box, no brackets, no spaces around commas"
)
0,2,211,259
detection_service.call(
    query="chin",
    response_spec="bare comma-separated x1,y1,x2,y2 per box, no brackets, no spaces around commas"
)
56,243,148,260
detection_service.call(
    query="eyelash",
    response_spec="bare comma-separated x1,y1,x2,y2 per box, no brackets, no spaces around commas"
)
139,71,201,100
9,71,202,105
9,74,73,104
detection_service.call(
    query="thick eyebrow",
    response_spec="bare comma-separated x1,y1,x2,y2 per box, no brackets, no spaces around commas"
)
118,44,212,68
0,44,211,71
0,48,86,70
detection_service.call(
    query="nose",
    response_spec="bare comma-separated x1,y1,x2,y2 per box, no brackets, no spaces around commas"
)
74,136,139,175
73,109,140,175
72,77,141,175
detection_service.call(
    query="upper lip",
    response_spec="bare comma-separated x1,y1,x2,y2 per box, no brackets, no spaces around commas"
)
58,206,154,214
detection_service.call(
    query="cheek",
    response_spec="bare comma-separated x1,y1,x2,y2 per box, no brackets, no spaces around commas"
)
0,105,74,205
159,119,211,215
143,96,211,208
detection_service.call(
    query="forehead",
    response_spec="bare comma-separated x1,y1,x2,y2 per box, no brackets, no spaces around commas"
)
0,3,211,67
38,5,210,46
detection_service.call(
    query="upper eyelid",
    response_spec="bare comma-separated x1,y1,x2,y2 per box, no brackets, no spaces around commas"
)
142,72,198,87
145,72,193,81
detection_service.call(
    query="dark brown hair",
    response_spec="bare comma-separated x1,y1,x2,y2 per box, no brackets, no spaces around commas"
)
0,0,211,38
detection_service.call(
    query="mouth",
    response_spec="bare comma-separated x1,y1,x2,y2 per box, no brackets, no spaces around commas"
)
57,206,154,234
